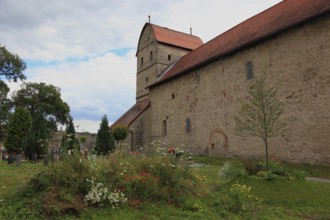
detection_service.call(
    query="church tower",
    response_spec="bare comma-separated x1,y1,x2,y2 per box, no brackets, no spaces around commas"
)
135,23,203,102
111,22,202,149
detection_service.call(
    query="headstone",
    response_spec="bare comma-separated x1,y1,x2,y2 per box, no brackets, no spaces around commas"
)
16,154,22,167
43,156,49,166
50,149,55,163
8,154,13,164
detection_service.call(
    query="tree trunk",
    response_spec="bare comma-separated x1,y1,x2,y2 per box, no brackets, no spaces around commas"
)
265,138,269,171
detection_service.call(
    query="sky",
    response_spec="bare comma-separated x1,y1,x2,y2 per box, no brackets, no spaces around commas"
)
0,0,281,133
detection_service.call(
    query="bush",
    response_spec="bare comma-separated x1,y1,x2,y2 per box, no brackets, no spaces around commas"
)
218,182,262,214
218,161,246,179
244,159,306,180
25,149,206,217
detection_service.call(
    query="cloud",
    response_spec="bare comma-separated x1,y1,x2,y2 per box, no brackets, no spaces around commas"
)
1,0,282,133
7,50,136,132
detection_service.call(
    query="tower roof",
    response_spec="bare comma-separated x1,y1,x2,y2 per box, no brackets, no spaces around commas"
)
152,0,330,86
136,23,203,55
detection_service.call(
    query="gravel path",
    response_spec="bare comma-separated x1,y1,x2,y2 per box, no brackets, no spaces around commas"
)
306,177,330,183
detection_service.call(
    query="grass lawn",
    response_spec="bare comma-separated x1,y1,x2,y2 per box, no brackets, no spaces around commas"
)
0,157,330,219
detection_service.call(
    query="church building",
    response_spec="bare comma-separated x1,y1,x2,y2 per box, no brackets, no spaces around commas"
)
111,0,330,165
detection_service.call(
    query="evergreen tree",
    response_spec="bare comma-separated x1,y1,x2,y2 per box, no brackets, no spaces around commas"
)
95,115,115,155
66,116,76,150
0,80,12,141
4,107,32,153
234,74,288,170
61,116,79,154
24,109,48,160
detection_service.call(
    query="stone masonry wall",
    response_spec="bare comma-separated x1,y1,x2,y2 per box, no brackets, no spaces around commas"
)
127,107,151,150
136,25,193,102
148,14,330,165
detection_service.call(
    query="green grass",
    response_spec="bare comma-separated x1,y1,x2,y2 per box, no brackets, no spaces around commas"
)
0,157,330,219
0,160,43,198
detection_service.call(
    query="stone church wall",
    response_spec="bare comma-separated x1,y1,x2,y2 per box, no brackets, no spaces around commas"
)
126,107,151,150
149,14,330,165
136,24,194,102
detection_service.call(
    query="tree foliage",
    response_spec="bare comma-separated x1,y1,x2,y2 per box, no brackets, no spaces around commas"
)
66,116,76,150
61,116,79,153
4,107,32,153
234,74,288,170
112,126,129,141
12,82,70,129
11,82,70,158
0,45,26,140
0,45,26,82
95,115,115,155
0,80,12,141
24,109,49,159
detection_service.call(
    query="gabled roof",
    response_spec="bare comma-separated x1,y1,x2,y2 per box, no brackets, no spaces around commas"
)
137,23,203,54
152,0,330,86
110,99,150,128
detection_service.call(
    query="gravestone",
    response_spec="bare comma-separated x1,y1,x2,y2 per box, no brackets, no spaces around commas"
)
16,154,22,167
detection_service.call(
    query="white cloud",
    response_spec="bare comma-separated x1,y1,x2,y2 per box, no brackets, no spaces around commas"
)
1,0,282,133
7,50,136,133
71,119,105,134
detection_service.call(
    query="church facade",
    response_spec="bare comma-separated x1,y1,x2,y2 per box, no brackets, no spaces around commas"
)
111,0,330,165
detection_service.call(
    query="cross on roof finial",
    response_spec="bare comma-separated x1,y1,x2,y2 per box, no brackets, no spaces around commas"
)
148,12,151,23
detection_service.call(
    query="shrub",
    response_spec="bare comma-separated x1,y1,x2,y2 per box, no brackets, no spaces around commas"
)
84,178,128,208
219,183,262,214
219,161,246,179
26,147,206,217
244,159,306,180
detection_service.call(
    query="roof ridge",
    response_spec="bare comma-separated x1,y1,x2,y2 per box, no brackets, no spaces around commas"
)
153,0,330,86
149,23,201,38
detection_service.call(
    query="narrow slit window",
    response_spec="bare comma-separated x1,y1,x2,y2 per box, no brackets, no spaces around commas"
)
141,57,144,66
186,118,192,133
172,93,175,99
162,120,167,136
150,51,153,60
245,60,253,80
168,54,171,61
146,77,149,83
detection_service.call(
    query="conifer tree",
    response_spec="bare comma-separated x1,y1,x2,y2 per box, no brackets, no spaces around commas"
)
66,116,76,151
24,109,48,160
4,107,32,154
95,115,115,155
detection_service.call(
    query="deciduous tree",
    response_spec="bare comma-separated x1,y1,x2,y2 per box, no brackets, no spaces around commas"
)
0,45,26,140
0,45,26,82
234,74,288,170
12,82,70,129
12,82,70,158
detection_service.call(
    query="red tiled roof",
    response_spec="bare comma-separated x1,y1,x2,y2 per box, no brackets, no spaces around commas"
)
151,24,203,50
153,0,330,86
137,23,203,53
110,99,150,128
